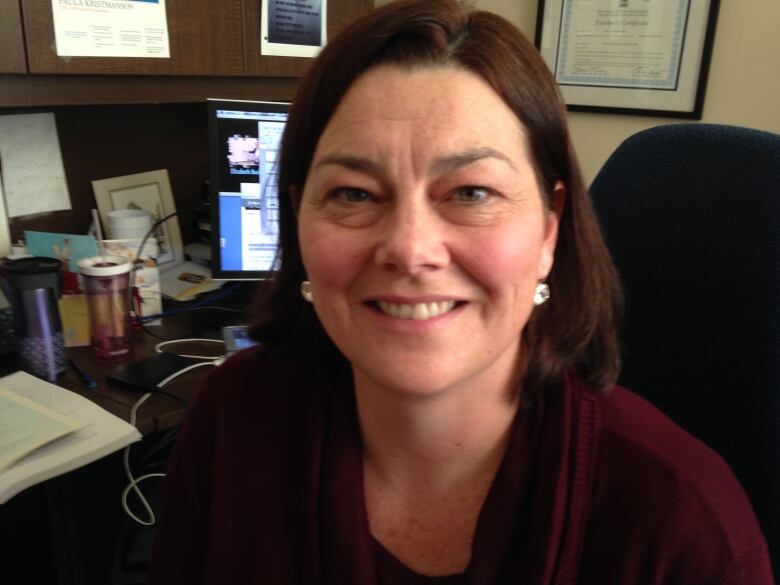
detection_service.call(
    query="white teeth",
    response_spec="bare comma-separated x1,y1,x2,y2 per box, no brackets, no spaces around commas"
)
413,303,429,320
376,300,456,320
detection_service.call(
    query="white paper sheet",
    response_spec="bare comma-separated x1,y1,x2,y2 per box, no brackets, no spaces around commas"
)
51,0,170,58
0,113,71,218
104,238,163,325
261,0,327,58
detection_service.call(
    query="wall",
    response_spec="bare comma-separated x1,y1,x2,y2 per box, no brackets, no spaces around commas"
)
5,103,211,244
376,0,780,184
7,0,778,243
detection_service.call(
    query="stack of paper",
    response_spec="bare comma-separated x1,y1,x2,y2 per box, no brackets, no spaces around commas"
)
0,371,141,504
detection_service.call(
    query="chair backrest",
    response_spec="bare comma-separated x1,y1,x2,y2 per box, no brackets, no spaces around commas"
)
589,123,780,577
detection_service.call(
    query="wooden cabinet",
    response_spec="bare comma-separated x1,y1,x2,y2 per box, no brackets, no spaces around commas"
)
0,1,27,74
15,0,371,77
0,0,372,107
22,0,245,76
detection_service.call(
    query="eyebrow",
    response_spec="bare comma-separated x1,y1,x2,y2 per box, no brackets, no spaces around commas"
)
313,154,382,174
431,147,518,174
313,146,517,175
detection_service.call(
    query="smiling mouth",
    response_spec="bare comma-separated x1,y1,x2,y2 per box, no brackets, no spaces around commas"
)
374,300,458,320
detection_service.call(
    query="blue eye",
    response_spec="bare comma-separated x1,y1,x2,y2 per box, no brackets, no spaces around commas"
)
335,188,371,203
454,186,490,203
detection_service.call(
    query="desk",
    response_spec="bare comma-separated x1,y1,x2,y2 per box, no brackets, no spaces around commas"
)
64,324,223,436
1,300,247,585
64,321,226,436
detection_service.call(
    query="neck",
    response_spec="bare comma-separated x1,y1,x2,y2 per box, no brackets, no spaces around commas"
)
354,365,522,490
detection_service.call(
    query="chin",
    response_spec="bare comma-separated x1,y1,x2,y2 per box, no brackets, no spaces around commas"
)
352,358,485,401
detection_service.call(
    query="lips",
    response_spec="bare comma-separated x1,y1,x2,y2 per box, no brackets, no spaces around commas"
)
375,300,457,320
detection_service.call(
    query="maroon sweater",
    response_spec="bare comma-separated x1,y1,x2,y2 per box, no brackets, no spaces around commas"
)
151,347,773,584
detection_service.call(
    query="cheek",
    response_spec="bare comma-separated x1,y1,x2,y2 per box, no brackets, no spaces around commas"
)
458,227,546,296
299,223,369,289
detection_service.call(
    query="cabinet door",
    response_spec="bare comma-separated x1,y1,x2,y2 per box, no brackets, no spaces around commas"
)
21,0,244,75
243,0,373,77
0,1,27,73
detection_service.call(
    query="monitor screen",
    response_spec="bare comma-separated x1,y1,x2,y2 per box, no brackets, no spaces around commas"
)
207,98,289,280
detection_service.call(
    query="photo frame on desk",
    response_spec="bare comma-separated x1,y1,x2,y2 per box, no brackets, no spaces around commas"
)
92,169,183,268
535,0,720,119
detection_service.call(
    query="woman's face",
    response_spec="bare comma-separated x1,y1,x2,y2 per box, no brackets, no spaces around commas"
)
298,65,560,398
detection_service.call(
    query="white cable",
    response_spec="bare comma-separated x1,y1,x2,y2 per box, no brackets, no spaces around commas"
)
121,359,221,526
121,471,166,525
154,338,225,360
122,392,157,526
157,360,218,388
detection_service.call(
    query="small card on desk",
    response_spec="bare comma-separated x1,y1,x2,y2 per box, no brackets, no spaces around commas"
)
59,294,90,347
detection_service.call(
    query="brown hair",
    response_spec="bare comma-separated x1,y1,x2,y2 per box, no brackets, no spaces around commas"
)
250,0,622,393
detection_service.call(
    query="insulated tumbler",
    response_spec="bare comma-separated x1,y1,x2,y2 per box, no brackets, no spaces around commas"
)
78,255,132,360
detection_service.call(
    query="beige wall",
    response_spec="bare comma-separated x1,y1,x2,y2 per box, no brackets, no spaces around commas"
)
375,0,780,184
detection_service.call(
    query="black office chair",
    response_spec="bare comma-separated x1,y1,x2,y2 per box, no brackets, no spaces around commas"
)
589,123,780,578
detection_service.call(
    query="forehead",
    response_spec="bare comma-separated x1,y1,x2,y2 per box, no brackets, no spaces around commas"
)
314,65,529,160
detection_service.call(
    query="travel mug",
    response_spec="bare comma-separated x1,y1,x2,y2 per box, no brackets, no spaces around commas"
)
78,256,132,360
3,256,67,381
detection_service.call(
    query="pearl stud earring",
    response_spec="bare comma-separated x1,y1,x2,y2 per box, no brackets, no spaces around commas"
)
534,281,550,306
300,280,314,303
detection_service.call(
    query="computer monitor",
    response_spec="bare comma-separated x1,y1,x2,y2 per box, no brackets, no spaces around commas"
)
207,98,289,280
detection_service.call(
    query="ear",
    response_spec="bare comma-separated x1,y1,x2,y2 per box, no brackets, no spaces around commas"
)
548,180,566,220
539,181,566,279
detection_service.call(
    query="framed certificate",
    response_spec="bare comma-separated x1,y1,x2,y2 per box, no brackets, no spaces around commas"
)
535,0,721,118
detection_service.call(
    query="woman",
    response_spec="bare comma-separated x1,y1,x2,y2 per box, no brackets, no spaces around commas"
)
151,1,773,583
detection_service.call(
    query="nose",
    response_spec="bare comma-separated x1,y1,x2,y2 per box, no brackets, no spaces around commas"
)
373,197,449,275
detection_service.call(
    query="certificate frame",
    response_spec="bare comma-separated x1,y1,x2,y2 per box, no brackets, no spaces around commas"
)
535,0,720,119
92,169,183,268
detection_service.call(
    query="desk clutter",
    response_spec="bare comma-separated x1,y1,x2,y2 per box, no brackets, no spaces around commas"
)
0,236,251,490
0,199,252,512
0,104,272,581
0,197,228,364
1,253,132,374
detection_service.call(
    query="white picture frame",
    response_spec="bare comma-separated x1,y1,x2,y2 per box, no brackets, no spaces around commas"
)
92,169,183,268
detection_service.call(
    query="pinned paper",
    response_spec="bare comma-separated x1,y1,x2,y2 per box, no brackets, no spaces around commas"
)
51,0,170,59
261,0,327,58
0,113,71,218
